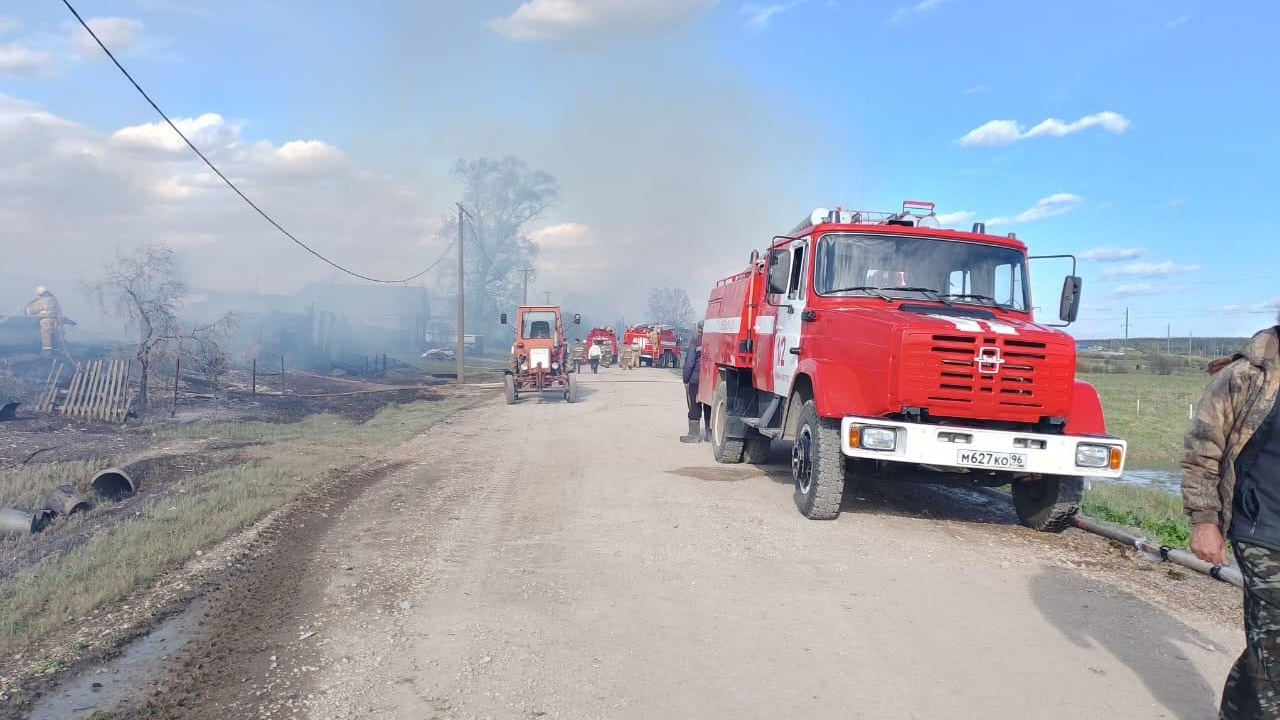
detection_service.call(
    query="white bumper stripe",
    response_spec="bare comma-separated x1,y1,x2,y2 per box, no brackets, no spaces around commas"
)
839,416,1127,479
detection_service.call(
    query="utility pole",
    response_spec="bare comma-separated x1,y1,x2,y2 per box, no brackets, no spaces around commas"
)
544,291,552,305
520,267,533,305
456,203,470,385
1123,307,1131,343
1167,324,1172,354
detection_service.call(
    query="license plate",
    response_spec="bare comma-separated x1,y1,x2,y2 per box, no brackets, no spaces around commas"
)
957,450,1027,470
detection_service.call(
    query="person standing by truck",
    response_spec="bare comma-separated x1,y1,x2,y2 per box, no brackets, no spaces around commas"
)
587,341,602,374
1182,323,1280,719
680,321,709,443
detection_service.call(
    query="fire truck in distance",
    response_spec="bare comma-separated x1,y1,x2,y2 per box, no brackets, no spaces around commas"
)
584,327,620,367
697,201,1127,531
623,324,682,368
501,305,581,404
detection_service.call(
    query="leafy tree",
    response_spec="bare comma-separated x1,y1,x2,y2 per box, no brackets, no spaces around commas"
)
647,287,695,330
444,157,558,334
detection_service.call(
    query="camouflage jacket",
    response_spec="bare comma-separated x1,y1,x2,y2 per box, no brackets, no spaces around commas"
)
1182,327,1280,533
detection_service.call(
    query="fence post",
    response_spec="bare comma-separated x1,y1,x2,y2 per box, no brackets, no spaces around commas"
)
1189,404,1194,420
252,358,257,397
172,357,180,417
1137,398,1141,417
280,355,286,394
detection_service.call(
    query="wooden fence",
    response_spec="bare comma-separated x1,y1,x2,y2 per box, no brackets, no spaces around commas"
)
36,359,133,422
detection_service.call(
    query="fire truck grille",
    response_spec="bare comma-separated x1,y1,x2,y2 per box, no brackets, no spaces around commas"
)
901,333,1067,417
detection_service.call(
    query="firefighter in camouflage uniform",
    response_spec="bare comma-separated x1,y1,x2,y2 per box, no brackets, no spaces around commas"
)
1182,324,1280,719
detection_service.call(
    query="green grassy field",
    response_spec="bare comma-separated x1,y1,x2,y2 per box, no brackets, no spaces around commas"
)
1080,372,1209,470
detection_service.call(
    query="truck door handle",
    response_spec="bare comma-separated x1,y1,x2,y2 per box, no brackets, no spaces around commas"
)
789,347,801,356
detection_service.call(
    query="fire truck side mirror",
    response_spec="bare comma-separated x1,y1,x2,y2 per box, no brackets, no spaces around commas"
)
500,313,508,325
766,249,790,295
1059,276,1082,323
573,313,582,325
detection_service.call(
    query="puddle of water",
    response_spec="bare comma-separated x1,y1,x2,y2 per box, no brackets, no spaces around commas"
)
1113,469,1180,490
27,599,206,720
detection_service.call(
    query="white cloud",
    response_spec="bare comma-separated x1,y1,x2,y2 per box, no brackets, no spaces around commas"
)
0,92,446,299
935,210,975,227
111,113,241,153
0,43,52,75
742,1,805,29
964,84,986,95
986,193,1082,226
71,17,145,58
891,0,954,23
0,17,22,36
489,0,718,41
532,222,595,250
1103,260,1201,278
1111,283,1160,297
1078,246,1144,263
1166,197,1188,207
1167,15,1191,29
957,111,1130,148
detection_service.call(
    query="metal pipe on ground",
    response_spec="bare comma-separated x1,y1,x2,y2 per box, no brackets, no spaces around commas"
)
90,467,136,500
973,487,1244,589
45,484,91,516
0,507,51,536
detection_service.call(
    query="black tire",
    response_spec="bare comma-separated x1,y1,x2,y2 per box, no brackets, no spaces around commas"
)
744,435,771,465
710,381,745,464
504,375,517,405
1011,475,1082,532
791,400,845,520
566,374,579,403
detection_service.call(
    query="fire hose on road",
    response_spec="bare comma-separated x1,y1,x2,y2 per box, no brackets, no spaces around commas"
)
976,487,1244,589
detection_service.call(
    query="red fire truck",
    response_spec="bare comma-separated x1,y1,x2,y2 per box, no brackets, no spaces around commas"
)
623,324,682,367
698,202,1126,531
584,327,620,366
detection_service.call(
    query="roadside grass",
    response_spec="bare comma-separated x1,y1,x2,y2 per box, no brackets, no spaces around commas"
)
0,460,111,511
0,395,483,659
1080,372,1209,470
1082,482,1191,548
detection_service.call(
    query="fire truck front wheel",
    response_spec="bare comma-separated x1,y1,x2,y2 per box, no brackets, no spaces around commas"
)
710,381,746,464
792,400,845,520
504,375,517,405
1011,475,1082,532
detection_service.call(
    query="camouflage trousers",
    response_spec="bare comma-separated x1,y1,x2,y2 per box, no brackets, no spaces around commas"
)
1222,542,1280,719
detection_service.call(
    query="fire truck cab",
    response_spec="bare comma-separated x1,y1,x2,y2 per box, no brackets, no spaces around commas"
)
697,202,1126,531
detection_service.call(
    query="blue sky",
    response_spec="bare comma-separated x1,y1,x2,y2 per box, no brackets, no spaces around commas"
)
1,0,1277,339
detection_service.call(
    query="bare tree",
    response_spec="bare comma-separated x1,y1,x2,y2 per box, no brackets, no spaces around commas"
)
89,244,235,412
443,157,558,330
647,287,695,330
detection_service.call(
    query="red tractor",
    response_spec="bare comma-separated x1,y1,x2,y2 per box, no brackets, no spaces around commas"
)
501,306,581,404
698,202,1127,531
623,324,682,367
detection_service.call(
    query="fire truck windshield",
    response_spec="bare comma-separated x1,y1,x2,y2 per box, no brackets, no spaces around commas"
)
813,233,1029,312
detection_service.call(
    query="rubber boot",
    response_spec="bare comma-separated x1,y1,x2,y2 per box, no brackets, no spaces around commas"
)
679,420,701,443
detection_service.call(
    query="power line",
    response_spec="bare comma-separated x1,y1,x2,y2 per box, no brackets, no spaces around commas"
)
61,0,445,285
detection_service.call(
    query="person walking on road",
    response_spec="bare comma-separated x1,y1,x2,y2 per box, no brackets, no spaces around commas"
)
1183,323,1280,719
588,342,602,374
680,321,709,443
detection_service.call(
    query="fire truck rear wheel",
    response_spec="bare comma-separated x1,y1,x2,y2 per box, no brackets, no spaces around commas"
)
710,382,745,464
1011,475,1082,532
743,434,771,465
792,400,845,520
504,375,517,405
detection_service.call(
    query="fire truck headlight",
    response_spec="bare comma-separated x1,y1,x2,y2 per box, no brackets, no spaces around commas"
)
860,427,898,452
1075,443,1113,469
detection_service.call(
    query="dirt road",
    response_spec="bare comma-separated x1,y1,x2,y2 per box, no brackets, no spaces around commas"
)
120,370,1243,719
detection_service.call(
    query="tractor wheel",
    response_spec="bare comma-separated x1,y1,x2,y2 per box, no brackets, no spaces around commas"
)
504,375,517,405
744,434,771,465
792,400,845,520
566,374,579,403
710,381,745,464
1012,475,1082,532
